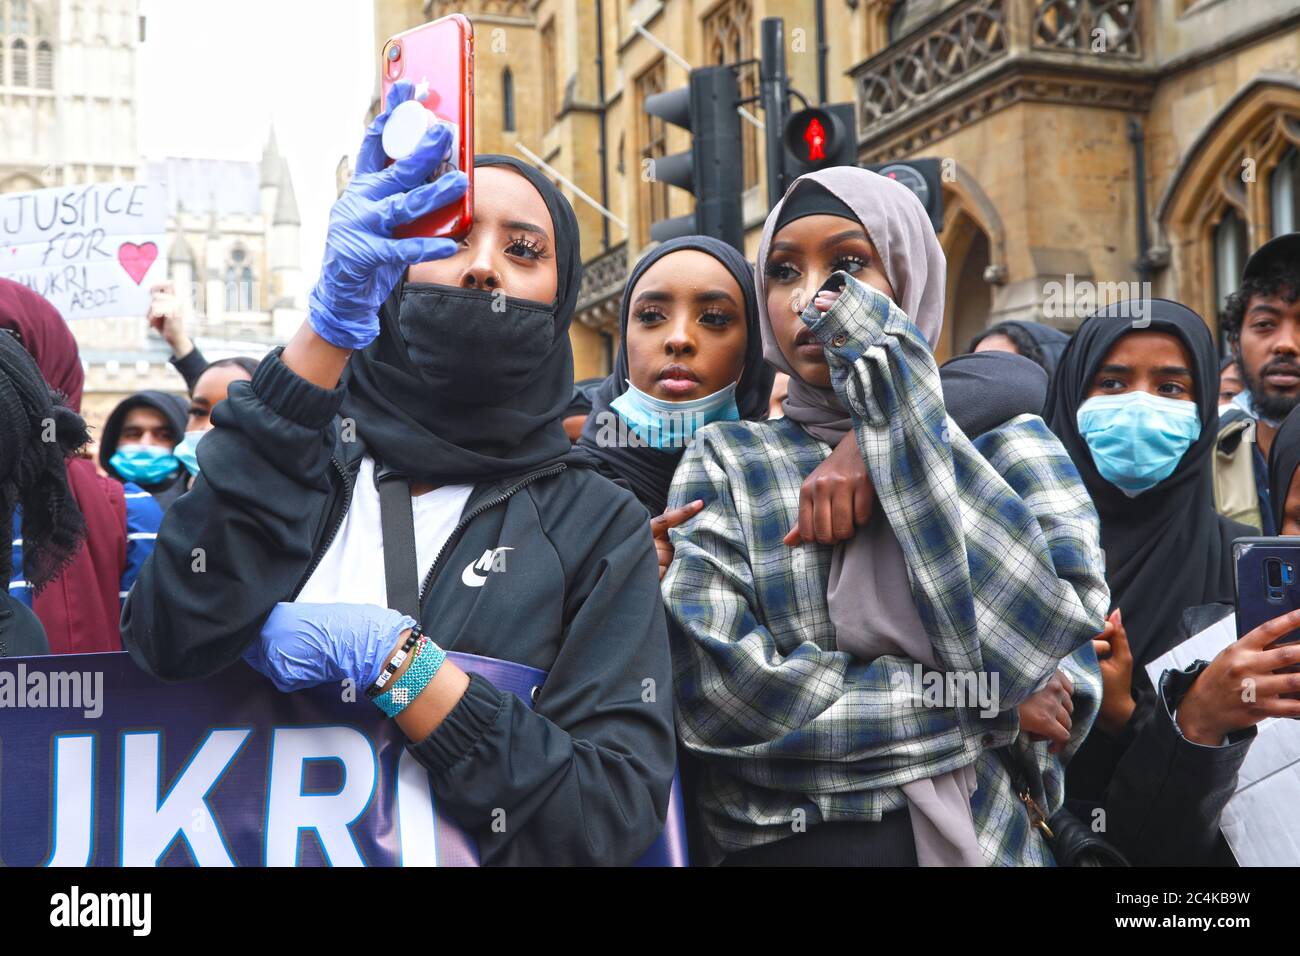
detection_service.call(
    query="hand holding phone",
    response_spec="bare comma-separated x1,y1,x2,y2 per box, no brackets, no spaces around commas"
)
306,91,467,351
1234,538,1300,648
1177,604,1300,744
379,15,474,240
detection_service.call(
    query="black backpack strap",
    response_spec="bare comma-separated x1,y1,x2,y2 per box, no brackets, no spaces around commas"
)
376,471,420,618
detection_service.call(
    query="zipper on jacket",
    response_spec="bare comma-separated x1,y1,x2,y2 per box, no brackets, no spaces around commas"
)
417,462,567,607
289,456,353,601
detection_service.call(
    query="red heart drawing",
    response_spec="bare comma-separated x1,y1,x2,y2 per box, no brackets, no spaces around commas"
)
118,241,158,285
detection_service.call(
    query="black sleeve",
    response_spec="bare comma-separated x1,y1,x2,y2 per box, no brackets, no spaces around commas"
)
120,348,345,681
170,346,209,393
407,493,676,866
1103,660,1255,866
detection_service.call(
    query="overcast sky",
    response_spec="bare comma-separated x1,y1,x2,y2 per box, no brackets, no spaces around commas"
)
136,0,377,287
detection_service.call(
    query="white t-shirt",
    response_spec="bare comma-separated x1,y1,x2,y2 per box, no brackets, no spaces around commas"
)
296,455,473,607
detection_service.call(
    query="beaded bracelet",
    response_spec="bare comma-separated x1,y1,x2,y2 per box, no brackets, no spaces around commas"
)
372,633,448,718
367,624,424,699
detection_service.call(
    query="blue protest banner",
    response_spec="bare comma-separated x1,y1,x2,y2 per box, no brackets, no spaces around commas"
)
0,651,686,866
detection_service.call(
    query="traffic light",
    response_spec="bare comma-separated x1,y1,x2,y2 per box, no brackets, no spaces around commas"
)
864,159,945,234
782,104,856,178
643,66,744,251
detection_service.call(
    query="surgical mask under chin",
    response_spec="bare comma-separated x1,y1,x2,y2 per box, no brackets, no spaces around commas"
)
1076,391,1202,497
110,443,181,485
610,379,740,449
174,429,209,476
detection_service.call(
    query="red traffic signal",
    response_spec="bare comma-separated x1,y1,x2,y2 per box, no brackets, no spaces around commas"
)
782,105,856,177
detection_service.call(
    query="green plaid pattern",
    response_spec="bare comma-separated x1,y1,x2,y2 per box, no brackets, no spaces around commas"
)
662,273,1107,865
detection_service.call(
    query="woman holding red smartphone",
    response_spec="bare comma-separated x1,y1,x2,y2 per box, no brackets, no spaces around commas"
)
121,81,676,866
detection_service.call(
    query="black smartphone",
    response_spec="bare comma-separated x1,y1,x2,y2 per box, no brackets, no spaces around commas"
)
1233,537,1300,646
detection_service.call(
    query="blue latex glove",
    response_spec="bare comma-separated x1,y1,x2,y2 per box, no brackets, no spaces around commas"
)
242,602,417,693
308,80,469,350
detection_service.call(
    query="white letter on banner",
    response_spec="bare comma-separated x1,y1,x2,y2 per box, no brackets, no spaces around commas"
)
265,727,376,866
45,735,95,867
120,730,248,866
396,748,438,866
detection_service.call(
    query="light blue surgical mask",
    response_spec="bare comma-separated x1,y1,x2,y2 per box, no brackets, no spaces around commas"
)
109,443,181,485
174,429,209,476
1076,391,1202,497
610,379,740,449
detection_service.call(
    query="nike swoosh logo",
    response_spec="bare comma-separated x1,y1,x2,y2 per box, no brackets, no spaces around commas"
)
461,547,513,587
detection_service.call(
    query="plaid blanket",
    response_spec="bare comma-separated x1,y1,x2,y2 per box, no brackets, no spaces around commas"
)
662,272,1107,865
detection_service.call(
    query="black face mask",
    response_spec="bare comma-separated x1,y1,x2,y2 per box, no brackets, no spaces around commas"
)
397,283,557,403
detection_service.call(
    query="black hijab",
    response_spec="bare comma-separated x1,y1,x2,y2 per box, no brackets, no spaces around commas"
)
1011,321,1070,374
575,235,774,515
0,331,88,594
969,320,1071,375
939,351,1048,435
341,155,583,484
1268,404,1300,531
1044,299,1243,667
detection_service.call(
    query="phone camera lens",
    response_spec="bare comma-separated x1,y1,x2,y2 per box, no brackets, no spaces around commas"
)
387,44,400,61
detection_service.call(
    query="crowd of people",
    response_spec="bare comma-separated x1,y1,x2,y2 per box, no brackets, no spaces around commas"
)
4,79,1300,866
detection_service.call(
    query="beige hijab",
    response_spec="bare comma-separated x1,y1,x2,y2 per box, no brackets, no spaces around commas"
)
755,166,984,867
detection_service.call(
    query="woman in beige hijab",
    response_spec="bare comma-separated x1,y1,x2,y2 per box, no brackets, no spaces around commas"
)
661,167,1108,866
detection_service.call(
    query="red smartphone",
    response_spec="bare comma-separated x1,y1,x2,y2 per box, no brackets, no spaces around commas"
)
380,15,474,240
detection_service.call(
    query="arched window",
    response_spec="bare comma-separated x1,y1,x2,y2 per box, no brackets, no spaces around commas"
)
704,0,757,191
34,39,51,88
1271,146,1300,237
1157,82,1300,336
635,59,668,247
240,265,254,311
1214,206,1248,350
224,265,238,311
224,248,253,312
502,68,515,131
11,38,28,87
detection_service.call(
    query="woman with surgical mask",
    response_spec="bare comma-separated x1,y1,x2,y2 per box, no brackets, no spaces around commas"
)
661,167,1108,866
1043,300,1258,822
121,81,675,865
575,237,773,571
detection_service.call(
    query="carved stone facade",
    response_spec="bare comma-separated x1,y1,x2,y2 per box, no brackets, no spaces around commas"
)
374,0,1300,370
851,0,1300,361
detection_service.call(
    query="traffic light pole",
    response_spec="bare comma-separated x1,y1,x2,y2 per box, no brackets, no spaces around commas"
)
690,66,745,253
760,18,788,210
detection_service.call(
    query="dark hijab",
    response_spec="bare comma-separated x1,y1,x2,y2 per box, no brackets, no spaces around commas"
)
576,236,774,515
0,278,84,411
1268,404,1300,531
1044,299,1243,667
0,331,88,594
969,320,1071,375
341,154,583,484
939,351,1048,435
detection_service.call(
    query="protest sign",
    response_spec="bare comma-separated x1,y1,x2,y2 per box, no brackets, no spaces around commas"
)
0,182,168,319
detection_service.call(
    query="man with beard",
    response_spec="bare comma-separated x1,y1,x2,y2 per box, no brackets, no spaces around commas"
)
1214,232,1300,532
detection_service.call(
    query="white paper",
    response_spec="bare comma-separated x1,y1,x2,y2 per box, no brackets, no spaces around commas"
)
0,182,168,319
1146,612,1300,865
